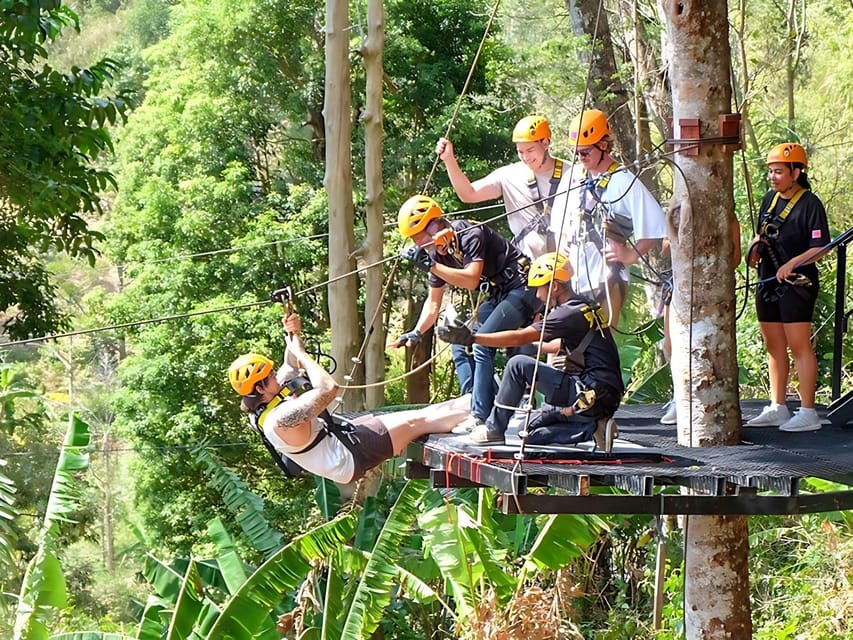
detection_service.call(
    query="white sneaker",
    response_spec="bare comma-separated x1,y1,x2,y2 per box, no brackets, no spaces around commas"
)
660,400,677,425
746,404,791,427
451,415,485,435
779,409,822,433
468,424,505,444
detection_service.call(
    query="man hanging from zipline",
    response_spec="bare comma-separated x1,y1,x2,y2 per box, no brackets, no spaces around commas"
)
229,312,470,484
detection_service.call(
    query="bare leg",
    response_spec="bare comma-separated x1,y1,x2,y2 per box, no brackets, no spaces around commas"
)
378,396,471,455
759,321,790,405
783,322,817,408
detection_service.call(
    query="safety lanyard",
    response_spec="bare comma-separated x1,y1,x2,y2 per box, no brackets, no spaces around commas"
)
582,162,621,200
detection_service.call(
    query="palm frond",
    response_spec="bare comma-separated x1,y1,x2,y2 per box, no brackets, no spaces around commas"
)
204,512,358,639
0,460,18,572
13,414,91,640
339,480,426,639
195,447,283,558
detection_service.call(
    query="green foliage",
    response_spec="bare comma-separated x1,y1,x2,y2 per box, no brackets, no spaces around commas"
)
195,449,283,560
0,460,18,573
0,1,132,338
14,414,91,640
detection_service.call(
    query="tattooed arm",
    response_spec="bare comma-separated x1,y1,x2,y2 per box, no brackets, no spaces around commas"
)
267,315,339,447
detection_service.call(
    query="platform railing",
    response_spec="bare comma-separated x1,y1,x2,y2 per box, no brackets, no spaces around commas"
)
830,226,853,401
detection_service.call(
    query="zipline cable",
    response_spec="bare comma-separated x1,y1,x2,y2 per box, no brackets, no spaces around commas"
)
0,145,707,353
0,253,400,348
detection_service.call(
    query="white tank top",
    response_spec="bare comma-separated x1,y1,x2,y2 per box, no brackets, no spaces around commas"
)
263,414,355,484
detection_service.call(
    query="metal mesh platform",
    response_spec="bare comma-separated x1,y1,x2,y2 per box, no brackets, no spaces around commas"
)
404,400,853,515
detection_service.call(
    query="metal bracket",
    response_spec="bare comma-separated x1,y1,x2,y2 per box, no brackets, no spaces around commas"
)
665,113,742,156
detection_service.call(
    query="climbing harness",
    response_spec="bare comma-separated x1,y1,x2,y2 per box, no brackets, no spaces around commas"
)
512,158,564,252
249,378,358,479
754,188,809,303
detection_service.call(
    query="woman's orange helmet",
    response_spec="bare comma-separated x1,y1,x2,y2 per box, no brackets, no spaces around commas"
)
766,142,807,170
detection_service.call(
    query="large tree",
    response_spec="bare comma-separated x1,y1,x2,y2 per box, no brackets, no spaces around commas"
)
662,1,752,638
0,1,129,339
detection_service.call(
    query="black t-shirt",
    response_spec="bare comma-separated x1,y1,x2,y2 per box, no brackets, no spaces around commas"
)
532,296,624,394
757,188,829,283
428,219,527,291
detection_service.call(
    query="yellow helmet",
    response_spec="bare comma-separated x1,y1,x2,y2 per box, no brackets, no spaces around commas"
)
766,142,807,170
528,252,573,287
398,194,443,238
512,115,552,142
569,109,611,145
228,353,274,396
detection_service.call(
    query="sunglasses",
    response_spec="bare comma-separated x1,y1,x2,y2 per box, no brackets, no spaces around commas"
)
575,148,594,159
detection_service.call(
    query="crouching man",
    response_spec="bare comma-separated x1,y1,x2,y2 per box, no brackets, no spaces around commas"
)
437,253,623,452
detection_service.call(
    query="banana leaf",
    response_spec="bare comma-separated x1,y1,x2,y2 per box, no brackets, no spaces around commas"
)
195,448,282,558
203,512,358,639
14,414,90,640
339,480,427,639
525,514,608,571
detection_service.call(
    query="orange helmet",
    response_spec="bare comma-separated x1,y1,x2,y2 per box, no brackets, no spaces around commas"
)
398,194,443,238
569,109,611,145
528,252,573,287
766,142,807,170
512,115,552,142
228,353,274,396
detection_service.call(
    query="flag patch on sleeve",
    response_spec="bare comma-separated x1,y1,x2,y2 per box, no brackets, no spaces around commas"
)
812,229,822,239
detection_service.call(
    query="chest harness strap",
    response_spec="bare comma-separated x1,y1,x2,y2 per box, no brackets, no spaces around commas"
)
759,188,805,238
513,159,564,252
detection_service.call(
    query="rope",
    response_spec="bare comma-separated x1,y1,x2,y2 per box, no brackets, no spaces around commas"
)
422,0,502,195
330,259,400,404
513,0,607,467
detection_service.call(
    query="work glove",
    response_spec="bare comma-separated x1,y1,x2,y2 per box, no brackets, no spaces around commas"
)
401,245,434,273
395,329,421,348
436,324,475,347
526,404,574,431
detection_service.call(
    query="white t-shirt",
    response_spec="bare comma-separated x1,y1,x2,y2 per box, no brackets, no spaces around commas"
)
552,166,666,295
473,158,578,259
264,414,355,484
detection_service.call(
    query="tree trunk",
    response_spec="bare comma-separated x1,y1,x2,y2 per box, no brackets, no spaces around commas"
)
661,2,751,638
325,0,362,411
102,430,115,571
567,0,638,160
362,0,386,410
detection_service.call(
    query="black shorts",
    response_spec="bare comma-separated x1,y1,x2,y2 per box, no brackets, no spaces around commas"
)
340,416,394,482
755,278,818,323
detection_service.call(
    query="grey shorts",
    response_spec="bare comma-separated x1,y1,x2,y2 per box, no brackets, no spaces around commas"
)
340,416,394,481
